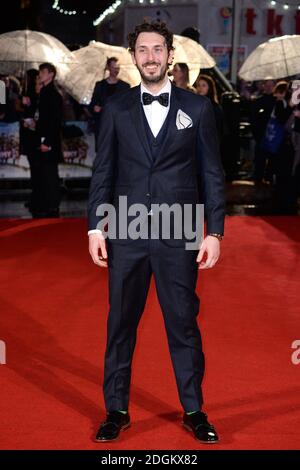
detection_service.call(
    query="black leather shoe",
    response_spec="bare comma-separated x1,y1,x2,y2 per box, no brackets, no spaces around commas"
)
182,411,219,443
95,411,130,442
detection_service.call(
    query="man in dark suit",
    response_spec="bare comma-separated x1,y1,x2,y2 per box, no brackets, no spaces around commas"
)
88,21,225,444
89,57,130,151
34,62,62,217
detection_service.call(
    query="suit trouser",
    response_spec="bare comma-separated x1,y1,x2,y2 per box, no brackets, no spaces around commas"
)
103,235,205,413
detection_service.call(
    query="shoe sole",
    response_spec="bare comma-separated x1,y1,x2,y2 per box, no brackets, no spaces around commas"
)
94,422,131,443
182,422,219,444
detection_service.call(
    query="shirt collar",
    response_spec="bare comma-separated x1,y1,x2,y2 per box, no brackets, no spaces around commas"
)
140,79,172,103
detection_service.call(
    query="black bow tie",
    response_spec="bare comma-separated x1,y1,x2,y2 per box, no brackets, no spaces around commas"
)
142,92,169,107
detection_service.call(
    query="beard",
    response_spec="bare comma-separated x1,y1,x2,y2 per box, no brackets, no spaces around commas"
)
136,61,169,85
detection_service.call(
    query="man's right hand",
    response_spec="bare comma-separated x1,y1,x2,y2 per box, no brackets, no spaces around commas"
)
89,232,108,267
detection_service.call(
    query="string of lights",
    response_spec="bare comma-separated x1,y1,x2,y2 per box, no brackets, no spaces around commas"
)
93,0,123,26
52,1,87,16
93,0,167,26
268,0,300,10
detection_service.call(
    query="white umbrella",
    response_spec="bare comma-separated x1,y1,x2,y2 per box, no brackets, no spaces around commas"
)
89,41,141,87
172,34,216,84
62,44,107,105
239,35,300,81
62,41,140,104
0,30,77,80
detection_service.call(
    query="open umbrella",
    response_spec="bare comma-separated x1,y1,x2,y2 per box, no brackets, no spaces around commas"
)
0,30,77,80
172,34,216,84
89,41,141,87
62,41,140,105
239,35,300,81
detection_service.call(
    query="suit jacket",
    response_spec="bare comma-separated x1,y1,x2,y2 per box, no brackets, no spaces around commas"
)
250,93,276,142
88,83,225,243
89,79,130,115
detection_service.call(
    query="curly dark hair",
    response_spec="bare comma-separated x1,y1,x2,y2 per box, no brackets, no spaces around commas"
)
128,21,174,53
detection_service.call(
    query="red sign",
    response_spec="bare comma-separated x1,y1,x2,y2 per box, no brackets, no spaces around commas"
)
267,9,283,35
245,8,257,35
244,8,299,36
295,11,300,34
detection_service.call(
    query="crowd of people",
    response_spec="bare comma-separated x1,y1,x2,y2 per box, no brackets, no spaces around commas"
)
0,57,299,216
239,78,300,213
1,64,63,217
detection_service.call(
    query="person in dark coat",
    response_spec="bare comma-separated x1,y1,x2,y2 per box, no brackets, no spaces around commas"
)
195,74,224,142
89,57,130,151
19,69,40,212
250,79,276,182
270,81,295,213
34,62,63,217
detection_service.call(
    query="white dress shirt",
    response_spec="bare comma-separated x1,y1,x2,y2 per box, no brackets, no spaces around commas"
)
88,79,172,235
141,79,171,137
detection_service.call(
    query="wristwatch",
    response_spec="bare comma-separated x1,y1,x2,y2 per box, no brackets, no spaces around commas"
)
207,233,223,241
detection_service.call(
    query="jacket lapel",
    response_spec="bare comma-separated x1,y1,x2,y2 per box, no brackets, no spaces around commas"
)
129,86,153,164
153,84,180,166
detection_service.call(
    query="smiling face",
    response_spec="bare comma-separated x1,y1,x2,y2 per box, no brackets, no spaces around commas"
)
131,32,173,85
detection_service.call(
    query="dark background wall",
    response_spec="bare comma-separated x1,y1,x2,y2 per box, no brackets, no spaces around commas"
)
0,0,112,46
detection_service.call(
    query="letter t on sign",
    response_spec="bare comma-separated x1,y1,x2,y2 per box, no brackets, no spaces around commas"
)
246,8,257,34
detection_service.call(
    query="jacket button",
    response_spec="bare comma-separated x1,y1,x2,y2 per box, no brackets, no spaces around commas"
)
146,193,150,197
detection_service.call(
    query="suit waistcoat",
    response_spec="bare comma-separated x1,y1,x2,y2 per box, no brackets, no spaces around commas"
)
141,104,171,162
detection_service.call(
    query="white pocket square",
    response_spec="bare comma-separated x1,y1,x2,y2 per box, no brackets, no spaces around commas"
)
176,109,193,130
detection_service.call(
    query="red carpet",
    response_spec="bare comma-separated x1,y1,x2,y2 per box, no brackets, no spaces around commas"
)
0,216,300,450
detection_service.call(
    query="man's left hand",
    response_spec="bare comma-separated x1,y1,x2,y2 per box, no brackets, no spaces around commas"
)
197,235,221,270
